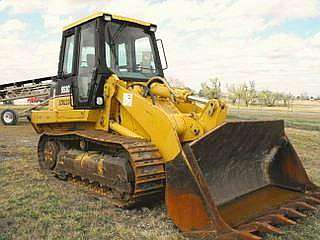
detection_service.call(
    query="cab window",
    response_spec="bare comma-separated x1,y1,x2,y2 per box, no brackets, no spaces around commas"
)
62,35,75,74
77,23,96,102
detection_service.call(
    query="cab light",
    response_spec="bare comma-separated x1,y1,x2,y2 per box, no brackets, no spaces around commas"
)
104,15,112,21
150,26,157,32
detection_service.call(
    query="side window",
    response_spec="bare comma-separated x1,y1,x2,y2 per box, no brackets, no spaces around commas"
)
62,35,75,74
77,23,96,102
118,43,127,67
105,43,111,67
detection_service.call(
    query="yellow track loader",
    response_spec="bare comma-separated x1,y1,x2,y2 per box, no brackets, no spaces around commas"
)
30,12,319,239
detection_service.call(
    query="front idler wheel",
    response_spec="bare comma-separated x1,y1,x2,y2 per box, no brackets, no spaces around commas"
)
38,137,60,171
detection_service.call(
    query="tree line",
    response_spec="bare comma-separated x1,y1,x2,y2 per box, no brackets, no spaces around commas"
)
199,78,297,107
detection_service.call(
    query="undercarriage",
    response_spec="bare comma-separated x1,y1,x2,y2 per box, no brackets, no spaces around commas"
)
38,130,166,207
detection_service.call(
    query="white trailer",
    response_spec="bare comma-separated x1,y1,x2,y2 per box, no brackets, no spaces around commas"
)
0,76,55,125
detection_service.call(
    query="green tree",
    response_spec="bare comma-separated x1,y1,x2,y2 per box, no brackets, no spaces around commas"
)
227,84,242,105
199,78,222,99
240,81,256,106
258,91,271,106
258,91,282,106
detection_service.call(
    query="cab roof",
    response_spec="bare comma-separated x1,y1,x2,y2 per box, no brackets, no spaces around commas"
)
63,12,154,31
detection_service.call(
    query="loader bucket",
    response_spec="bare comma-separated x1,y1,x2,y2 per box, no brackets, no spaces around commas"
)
166,120,319,239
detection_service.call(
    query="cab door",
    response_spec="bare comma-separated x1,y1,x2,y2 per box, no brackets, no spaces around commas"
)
72,21,98,109
56,28,76,98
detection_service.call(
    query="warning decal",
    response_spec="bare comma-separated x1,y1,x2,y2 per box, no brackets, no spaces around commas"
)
123,93,133,107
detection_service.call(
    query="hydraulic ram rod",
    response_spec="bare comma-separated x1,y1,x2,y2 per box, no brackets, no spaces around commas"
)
187,95,209,104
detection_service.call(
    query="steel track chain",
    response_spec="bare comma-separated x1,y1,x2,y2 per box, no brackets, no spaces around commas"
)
38,130,166,207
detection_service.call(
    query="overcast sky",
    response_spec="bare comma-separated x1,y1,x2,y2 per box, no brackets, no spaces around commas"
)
0,0,320,96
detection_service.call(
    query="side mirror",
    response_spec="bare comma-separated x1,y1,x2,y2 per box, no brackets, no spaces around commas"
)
156,39,168,70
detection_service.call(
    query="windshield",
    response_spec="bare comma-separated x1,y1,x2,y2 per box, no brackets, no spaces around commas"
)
105,22,160,79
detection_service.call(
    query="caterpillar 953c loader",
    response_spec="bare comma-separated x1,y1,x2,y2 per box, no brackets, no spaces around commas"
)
30,12,319,240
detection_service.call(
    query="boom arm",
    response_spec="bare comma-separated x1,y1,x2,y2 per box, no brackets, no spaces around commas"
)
108,75,227,162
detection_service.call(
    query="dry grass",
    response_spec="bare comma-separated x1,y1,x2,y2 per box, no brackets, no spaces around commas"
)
0,105,30,111
0,119,319,239
228,101,320,131
0,124,184,240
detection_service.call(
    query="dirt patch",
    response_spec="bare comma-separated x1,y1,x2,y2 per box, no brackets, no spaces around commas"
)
0,123,37,162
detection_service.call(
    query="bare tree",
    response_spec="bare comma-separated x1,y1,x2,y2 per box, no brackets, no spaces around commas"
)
282,93,295,108
226,81,256,107
258,91,276,106
257,91,288,107
227,84,243,105
199,78,222,99
248,80,257,105
239,81,256,107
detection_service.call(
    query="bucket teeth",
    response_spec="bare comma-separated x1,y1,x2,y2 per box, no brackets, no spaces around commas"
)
239,221,283,235
280,207,307,218
287,201,317,211
234,191,320,239
258,214,296,226
310,192,320,199
304,196,320,205
237,231,262,240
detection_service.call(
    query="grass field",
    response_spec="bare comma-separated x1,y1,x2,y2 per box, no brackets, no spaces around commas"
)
229,101,320,131
0,102,319,240
0,105,31,111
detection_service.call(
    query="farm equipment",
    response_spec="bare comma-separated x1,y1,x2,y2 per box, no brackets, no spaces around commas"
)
30,12,319,239
0,76,53,125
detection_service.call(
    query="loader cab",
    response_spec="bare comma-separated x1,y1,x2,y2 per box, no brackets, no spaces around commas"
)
56,13,165,109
